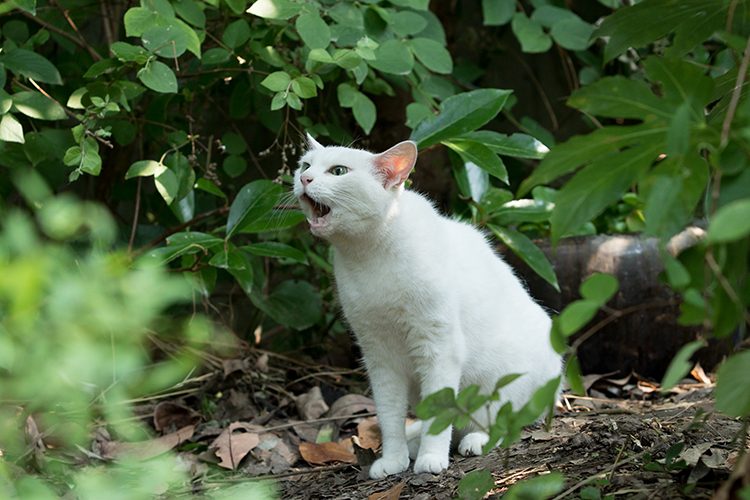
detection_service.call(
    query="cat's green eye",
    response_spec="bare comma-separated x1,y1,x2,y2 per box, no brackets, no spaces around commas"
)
330,165,349,176
300,162,310,172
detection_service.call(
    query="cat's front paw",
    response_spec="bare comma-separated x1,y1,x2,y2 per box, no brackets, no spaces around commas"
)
413,453,449,474
369,456,409,479
458,432,489,456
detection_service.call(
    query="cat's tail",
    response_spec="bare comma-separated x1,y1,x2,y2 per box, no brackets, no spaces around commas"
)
406,421,422,460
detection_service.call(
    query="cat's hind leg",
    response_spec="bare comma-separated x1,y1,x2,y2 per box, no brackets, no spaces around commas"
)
455,400,498,456
406,421,421,460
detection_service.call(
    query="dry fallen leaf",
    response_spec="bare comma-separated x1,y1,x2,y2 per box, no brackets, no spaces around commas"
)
356,417,381,450
104,425,195,461
153,401,202,431
691,362,713,385
222,358,250,378
212,422,260,470
299,441,356,465
297,386,329,421
369,482,406,500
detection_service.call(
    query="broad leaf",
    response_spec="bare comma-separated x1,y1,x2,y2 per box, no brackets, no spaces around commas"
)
460,131,548,159
252,280,322,330
0,49,62,85
482,0,514,26
138,61,178,93
511,13,552,53
714,351,750,417
489,225,559,292
706,199,750,244
296,12,331,50
0,113,24,143
242,242,308,264
368,39,414,75
550,144,661,244
142,25,188,58
660,340,705,393
126,160,167,179
409,38,452,74
410,89,512,149
247,0,302,20
226,180,284,238
503,472,564,500
567,76,672,121
12,92,66,120
223,19,251,49
579,273,618,305
558,300,599,336
444,140,508,184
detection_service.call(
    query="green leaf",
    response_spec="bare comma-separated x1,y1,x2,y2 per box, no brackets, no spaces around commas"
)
63,146,82,166
482,0,514,26
80,138,102,175
518,124,667,196
660,340,705,393
337,83,357,107
368,39,414,75
558,300,600,336
123,7,161,37
714,351,750,417
308,48,333,63
166,231,223,251
222,19,251,49
126,160,166,179
444,140,507,183
224,0,247,14
414,387,456,419
296,12,331,50
226,180,284,238
495,373,523,392
410,88,512,149
238,209,307,232
195,178,227,198
174,0,206,28
567,76,672,121
517,376,561,426
0,113,24,143
549,17,595,51
110,42,150,63
247,0,302,19
223,155,247,178
261,71,291,92
511,13,552,53
550,144,660,244
138,61,178,93
706,199,750,244
83,58,120,79
663,253,691,289
291,77,317,98
409,38,453,74
0,89,12,114
208,250,246,269
11,92,66,120
142,25,188,58
332,49,362,69
595,0,735,63
391,11,428,36
242,242,308,264
0,49,62,85
503,473,564,500
489,225,559,292
460,131,548,159
579,273,618,305
566,355,585,396
253,280,322,330
457,470,495,500
352,92,376,135
155,168,179,204
202,47,231,64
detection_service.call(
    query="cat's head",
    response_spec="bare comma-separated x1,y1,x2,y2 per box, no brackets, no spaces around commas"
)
293,134,417,239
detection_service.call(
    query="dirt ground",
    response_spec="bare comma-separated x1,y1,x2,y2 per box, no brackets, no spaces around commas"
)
132,349,747,500
81,350,748,500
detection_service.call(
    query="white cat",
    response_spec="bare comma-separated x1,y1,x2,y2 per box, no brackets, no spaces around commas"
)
293,135,561,478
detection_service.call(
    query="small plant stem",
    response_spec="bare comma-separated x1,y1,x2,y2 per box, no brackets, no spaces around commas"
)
704,250,750,327
128,177,142,253
608,440,628,483
720,33,750,148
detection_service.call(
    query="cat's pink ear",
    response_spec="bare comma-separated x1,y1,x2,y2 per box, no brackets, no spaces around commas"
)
305,133,324,150
373,141,418,188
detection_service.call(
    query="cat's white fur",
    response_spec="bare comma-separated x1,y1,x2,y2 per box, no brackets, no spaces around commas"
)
293,135,561,478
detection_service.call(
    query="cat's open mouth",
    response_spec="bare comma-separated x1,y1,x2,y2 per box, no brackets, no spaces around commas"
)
301,193,331,227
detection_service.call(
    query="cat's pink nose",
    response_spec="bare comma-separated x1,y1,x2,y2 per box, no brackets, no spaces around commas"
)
301,174,313,186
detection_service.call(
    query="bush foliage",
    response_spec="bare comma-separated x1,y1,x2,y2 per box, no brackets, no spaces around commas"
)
1,0,750,497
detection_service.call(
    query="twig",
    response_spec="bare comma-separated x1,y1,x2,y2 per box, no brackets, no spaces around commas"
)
18,78,77,120
570,300,679,352
705,251,750,327
18,9,101,62
49,0,103,62
131,206,231,257
509,50,559,131
720,33,750,147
